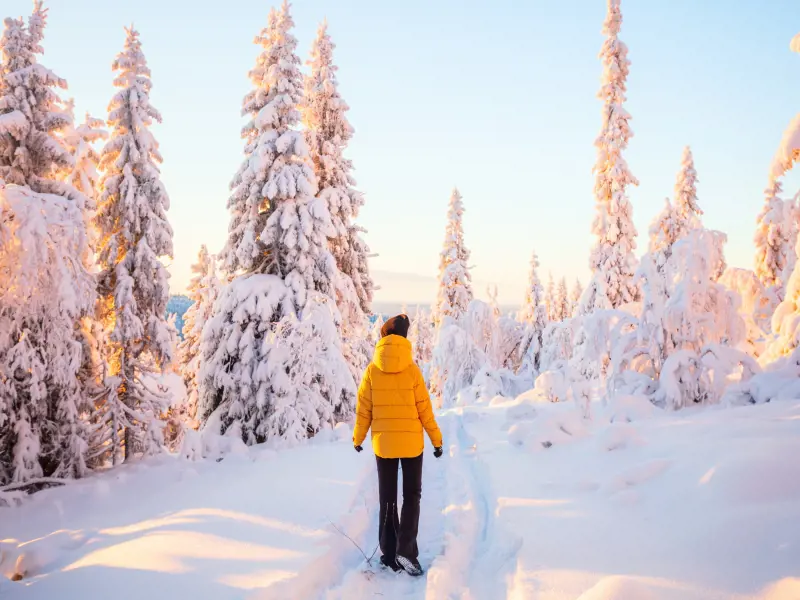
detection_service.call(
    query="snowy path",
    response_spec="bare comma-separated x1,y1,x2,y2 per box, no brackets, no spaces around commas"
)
3,398,800,599
255,409,517,600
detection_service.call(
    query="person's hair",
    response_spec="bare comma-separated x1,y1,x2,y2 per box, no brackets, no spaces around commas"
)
381,314,410,338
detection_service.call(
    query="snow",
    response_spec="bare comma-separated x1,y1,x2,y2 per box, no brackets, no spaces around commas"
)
2,396,799,598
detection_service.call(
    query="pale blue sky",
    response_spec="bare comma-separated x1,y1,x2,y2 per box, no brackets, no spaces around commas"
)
7,0,800,304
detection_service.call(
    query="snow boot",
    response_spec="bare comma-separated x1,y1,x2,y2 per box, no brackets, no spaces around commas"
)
396,555,423,577
379,555,402,572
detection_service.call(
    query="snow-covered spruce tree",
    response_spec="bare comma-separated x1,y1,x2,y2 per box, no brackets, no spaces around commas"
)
408,306,434,366
570,279,583,315
303,19,374,318
60,99,107,220
544,273,556,321
0,183,96,486
554,277,571,321
0,5,78,200
199,3,354,444
518,251,547,375
754,177,792,297
178,245,219,424
95,27,174,462
588,0,639,309
673,146,702,233
433,187,473,328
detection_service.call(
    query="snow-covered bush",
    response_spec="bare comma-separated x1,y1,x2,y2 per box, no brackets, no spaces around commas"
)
569,308,635,417
719,267,775,357
608,228,752,409
430,317,484,407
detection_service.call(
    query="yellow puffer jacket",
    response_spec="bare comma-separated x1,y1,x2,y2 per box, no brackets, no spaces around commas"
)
353,335,442,459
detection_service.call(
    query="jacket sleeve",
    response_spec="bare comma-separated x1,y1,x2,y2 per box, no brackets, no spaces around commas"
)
413,366,443,448
353,367,373,447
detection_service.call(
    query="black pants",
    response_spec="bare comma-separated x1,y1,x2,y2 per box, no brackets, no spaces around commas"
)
376,453,423,560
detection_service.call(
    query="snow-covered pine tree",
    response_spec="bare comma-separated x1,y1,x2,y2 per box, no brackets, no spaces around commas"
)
0,184,97,485
199,3,354,444
95,27,174,462
555,277,570,321
60,99,107,220
408,306,434,366
178,245,219,423
0,4,79,200
544,273,556,322
518,252,547,375
754,177,792,298
0,5,102,485
433,188,473,328
673,146,702,232
588,0,639,309
302,19,374,321
570,279,583,315
519,252,545,325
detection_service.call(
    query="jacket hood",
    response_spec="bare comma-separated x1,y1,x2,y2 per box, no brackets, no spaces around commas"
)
372,335,413,374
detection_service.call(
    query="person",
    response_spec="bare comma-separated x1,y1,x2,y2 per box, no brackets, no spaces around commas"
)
353,314,443,577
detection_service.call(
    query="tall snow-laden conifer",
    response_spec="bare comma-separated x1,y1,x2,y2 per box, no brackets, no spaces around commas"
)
589,0,639,309
95,27,174,462
199,2,354,444
303,20,373,316
178,246,219,422
302,20,372,378
433,188,473,328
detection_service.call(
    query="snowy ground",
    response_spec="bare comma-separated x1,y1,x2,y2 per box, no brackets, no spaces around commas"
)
2,396,800,599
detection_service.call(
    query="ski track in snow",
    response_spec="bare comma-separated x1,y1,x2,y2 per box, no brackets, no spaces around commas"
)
256,409,522,600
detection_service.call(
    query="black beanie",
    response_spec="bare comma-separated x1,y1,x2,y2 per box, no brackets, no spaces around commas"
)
381,314,410,339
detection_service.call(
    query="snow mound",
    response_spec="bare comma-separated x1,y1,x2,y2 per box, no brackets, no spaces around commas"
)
505,398,538,424
522,411,591,450
606,394,659,422
596,422,645,451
